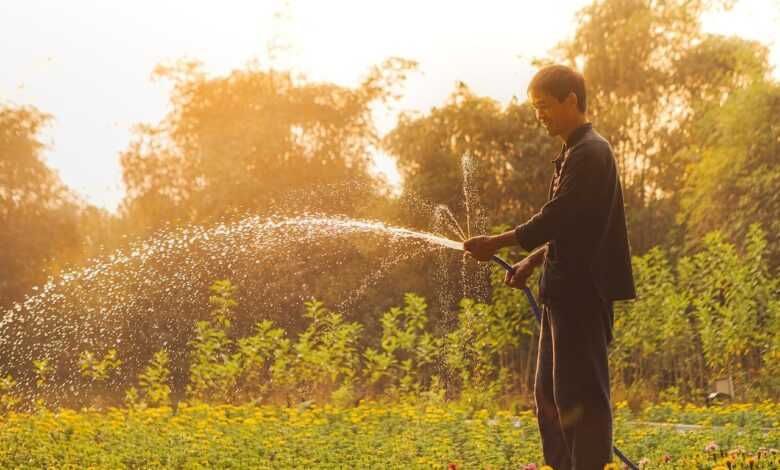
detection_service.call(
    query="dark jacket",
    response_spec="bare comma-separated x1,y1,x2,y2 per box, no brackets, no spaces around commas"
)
514,123,636,303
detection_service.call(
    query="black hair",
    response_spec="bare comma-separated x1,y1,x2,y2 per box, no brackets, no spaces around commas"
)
528,64,587,113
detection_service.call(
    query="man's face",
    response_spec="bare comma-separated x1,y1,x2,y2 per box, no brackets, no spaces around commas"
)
529,88,572,138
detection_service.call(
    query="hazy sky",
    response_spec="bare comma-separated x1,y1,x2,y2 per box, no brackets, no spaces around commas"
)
1,0,778,212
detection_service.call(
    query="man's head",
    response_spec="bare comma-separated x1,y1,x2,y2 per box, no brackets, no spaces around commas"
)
527,64,587,139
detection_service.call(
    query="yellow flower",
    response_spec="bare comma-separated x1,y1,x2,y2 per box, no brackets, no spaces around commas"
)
541,466,555,470
603,464,620,470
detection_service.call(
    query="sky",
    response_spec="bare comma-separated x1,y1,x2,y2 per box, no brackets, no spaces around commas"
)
1,0,779,213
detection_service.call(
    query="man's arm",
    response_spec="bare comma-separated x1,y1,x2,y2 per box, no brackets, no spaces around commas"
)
463,230,547,265
514,149,602,251
525,243,548,266
464,146,603,261
489,231,547,265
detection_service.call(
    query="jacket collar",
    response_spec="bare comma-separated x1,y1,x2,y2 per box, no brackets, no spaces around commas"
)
551,122,593,164
565,122,592,148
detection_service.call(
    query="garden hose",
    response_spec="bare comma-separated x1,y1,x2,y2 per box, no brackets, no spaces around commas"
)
490,255,542,323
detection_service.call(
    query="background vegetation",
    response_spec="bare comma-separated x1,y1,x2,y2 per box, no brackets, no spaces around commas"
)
2,0,779,408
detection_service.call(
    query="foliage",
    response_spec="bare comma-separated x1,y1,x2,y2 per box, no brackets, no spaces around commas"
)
0,104,84,307
119,58,416,235
79,349,122,382
610,246,692,394
186,280,242,403
125,350,172,410
0,375,19,415
363,293,441,397
2,0,780,433
185,281,366,405
553,0,771,254
678,81,780,269
288,300,363,403
233,319,288,401
612,224,779,401
383,84,555,231
6,216,779,410
31,358,51,389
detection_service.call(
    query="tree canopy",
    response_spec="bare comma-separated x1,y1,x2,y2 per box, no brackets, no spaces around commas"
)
119,58,417,235
0,105,83,306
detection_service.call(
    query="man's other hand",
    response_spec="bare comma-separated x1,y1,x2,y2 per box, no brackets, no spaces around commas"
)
463,235,498,262
505,258,536,289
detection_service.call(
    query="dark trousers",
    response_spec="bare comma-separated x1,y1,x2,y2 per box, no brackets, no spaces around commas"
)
534,289,614,470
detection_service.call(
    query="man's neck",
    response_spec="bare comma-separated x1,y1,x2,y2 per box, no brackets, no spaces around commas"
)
558,115,588,146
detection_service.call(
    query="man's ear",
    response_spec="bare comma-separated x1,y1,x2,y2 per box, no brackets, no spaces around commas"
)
565,91,579,110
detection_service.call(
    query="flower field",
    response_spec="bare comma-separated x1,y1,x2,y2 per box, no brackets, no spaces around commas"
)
0,400,777,469
638,401,780,428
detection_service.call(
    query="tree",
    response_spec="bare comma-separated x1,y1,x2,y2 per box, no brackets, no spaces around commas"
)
553,0,768,255
384,83,555,233
0,104,82,306
111,57,454,353
677,81,780,269
119,57,417,235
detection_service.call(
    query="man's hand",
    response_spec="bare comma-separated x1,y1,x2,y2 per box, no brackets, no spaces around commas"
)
463,235,499,262
504,258,537,289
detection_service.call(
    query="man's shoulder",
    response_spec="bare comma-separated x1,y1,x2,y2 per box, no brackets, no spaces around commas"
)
574,127,612,152
566,127,614,163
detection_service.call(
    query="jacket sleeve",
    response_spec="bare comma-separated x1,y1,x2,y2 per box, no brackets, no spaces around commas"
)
514,147,603,251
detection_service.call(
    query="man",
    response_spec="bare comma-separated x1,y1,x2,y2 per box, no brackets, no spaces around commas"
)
463,64,635,470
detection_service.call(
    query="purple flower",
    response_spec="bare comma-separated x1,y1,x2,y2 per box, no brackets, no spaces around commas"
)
705,441,720,452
